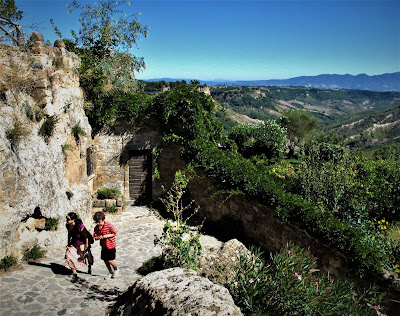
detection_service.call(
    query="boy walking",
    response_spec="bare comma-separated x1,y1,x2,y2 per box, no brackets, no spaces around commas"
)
93,211,119,279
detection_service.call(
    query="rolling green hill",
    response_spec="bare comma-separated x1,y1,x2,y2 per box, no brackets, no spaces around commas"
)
209,86,400,149
209,85,400,121
137,81,400,151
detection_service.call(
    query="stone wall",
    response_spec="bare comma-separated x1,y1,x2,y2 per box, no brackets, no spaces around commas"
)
188,170,351,279
186,169,400,295
153,148,386,286
152,143,188,200
92,123,161,200
0,33,92,260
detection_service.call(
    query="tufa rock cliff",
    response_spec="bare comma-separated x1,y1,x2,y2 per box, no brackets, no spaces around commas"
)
0,33,92,260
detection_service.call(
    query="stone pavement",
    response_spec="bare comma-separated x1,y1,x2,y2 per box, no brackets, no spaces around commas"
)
0,205,165,316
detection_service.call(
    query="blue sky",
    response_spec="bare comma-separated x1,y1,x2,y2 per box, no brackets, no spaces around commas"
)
16,0,400,80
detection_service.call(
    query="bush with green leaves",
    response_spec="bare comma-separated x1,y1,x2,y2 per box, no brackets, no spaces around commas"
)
229,120,287,158
184,138,400,277
84,90,152,132
71,124,86,142
38,115,58,138
0,255,17,271
297,141,353,214
44,218,59,231
154,169,202,270
23,245,45,261
150,82,223,144
229,242,386,316
61,144,74,154
137,255,164,276
103,205,118,213
279,109,318,143
96,187,121,200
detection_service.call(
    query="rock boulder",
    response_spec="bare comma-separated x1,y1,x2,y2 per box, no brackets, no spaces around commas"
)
198,236,250,287
111,267,242,316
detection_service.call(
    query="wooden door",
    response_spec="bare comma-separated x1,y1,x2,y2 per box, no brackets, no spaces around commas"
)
128,151,152,201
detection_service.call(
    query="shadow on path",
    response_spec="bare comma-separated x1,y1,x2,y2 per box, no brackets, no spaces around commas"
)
68,277,123,302
28,261,94,276
28,261,71,275
28,261,122,302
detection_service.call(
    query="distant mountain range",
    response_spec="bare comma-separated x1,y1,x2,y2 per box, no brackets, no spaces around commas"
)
144,72,400,92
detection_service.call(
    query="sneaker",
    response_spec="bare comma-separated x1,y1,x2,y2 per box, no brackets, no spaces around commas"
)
112,269,119,279
104,273,112,280
69,274,79,281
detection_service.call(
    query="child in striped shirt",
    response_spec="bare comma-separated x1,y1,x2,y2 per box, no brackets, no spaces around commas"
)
93,211,119,280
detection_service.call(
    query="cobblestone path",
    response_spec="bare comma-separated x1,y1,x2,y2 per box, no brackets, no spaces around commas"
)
0,205,164,316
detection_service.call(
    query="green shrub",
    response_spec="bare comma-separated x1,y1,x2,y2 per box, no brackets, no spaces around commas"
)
23,245,45,261
103,205,118,213
137,255,164,275
97,187,121,199
44,218,59,231
184,139,397,276
61,144,74,154
229,120,287,158
0,256,17,271
229,242,386,315
149,82,223,144
38,116,58,138
154,169,202,270
85,89,152,133
35,108,45,122
71,124,87,142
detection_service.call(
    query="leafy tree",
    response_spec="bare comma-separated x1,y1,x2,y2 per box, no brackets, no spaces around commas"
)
279,109,318,143
0,0,23,45
67,0,147,55
93,90,151,132
52,0,148,91
0,0,21,20
229,120,287,158
150,82,223,144
62,0,148,83
50,0,149,132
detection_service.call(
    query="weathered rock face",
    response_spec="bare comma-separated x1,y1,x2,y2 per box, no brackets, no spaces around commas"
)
112,267,243,316
0,34,92,259
198,236,250,287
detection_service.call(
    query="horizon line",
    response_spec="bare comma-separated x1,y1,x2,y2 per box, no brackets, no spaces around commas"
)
136,71,400,82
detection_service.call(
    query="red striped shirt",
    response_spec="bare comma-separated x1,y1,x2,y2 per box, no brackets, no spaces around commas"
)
93,221,117,249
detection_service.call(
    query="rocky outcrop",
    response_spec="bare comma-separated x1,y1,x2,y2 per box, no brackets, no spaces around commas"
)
0,33,92,260
111,267,242,316
198,236,250,287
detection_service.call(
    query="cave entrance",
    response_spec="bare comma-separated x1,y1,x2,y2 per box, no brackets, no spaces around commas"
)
128,150,152,202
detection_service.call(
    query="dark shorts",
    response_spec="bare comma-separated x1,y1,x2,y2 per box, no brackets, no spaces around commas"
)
101,248,116,261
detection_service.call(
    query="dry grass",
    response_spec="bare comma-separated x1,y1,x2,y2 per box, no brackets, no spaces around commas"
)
0,50,42,108
6,118,31,147
0,62,35,95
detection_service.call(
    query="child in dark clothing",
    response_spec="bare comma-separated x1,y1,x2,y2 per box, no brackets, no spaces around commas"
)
65,212,93,279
